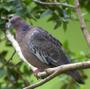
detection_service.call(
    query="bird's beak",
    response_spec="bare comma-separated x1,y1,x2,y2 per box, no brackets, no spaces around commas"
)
5,14,14,30
6,21,12,30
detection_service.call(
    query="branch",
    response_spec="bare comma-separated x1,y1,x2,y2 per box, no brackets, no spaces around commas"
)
5,0,90,89
5,30,38,72
5,30,90,89
74,0,90,47
24,61,90,89
33,0,75,8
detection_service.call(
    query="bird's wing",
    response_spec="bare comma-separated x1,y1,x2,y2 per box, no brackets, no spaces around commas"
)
27,27,70,66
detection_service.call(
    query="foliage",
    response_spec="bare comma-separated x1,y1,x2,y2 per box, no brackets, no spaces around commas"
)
0,0,75,30
0,0,90,89
0,0,90,30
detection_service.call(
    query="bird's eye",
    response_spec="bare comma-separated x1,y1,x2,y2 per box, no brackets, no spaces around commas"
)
8,14,14,19
7,14,15,23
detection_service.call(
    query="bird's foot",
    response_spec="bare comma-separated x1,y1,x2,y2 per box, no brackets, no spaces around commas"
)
33,68,41,79
33,69,48,79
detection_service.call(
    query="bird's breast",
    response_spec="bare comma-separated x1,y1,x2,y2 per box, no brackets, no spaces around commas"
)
18,39,50,72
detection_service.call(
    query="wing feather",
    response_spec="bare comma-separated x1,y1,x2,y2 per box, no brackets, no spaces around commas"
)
27,27,70,66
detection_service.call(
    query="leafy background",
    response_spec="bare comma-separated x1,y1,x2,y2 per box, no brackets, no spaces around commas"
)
0,0,90,89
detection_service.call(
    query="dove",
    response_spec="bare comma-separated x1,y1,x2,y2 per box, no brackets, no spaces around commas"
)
8,16,84,84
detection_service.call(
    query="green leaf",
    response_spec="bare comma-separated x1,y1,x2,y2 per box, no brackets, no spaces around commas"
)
40,10,52,18
0,68,7,78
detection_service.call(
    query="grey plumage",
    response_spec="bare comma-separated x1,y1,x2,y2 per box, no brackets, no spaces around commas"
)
9,16,84,84
28,27,70,66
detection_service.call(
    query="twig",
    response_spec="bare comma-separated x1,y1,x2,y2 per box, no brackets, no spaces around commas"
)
5,30,90,89
24,61,90,89
5,7,90,88
74,0,90,47
5,30,38,72
33,0,75,8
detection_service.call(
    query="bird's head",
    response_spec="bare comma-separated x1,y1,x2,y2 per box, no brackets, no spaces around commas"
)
10,16,21,25
6,15,22,30
6,15,30,32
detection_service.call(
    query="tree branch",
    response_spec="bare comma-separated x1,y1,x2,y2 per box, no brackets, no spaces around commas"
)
5,30,38,72
74,0,90,47
5,2,90,87
24,61,90,89
5,30,90,89
33,0,75,8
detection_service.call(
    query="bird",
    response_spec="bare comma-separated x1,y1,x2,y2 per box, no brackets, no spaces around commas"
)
8,16,84,84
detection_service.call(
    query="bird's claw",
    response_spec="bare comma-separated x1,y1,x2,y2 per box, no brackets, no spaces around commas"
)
33,69,41,79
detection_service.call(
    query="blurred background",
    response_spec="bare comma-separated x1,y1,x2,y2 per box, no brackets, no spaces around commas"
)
0,0,90,89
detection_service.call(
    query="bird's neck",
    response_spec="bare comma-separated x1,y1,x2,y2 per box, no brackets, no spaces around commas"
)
15,21,31,43
14,20,31,32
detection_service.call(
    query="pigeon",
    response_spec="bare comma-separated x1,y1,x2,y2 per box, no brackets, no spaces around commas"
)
7,16,84,84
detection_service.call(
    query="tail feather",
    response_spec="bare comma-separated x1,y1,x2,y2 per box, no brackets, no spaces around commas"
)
67,70,84,84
